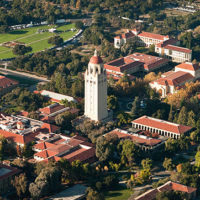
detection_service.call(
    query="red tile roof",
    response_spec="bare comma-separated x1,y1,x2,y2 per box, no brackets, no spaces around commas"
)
66,148,96,163
156,38,178,48
105,53,168,73
135,181,197,200
41,123,60,133
0,129,39,145
39,104,65,115
34,149,56,159
0,76,18,91
154,71,194,87
121,31,135,39
165,45,192,53
171,182,197,193
34,141,55,150
176,63,200,71
33,135,96,163
138,32,169,41
132,116,193,135
107,129,162,147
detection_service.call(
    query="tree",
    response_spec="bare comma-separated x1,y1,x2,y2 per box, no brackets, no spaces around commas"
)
86,187,104,200
177,106,187,125
163,158,174,171
12,44,32,56
156,191,185,200
116,112,131,126
29,165,61,198
118,139,139,166
131,96,140,118
187,110,196,127
165,138,178,154
107,95,118,110
121,39,138,55
96,136,112,161
195,151,200,168
55,111,76,130
12,173,28,199
0,136,6,160
22,142,34,158
75,21,84,29
168,105,174,122
141,158,152,170
28,111,40,120
48,35,64,46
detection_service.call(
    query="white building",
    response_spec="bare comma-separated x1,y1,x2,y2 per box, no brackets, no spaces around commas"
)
84,51,108,121
114,29,169,49
155,39,192,63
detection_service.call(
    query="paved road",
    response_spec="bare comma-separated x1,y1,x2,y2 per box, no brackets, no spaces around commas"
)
0,66,49,82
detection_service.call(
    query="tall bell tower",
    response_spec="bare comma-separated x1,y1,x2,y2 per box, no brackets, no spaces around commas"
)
84,50,108,121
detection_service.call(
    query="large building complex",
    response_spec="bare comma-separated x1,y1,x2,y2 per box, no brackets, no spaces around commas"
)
84,50,108,121
132,116,193,139
150,62,200,97
104,53,168,78
114,29,192,63
33,134,96,163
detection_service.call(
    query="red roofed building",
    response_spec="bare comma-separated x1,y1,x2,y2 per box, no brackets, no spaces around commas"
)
104,53,168,80
114,29,192,63
41,123,60,133
0,164,21,194
155,38,192,63
0,76,18,97
0,113,61,146
150,62,199,97
0,128,40,147
114,29,169,49
33,134,96,164
105,128,164,152
39,103,79,123
132,116,193,139
134,181,197,200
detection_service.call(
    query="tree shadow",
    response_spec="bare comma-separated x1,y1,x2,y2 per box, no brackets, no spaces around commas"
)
107,192,121,197
9,30,28,35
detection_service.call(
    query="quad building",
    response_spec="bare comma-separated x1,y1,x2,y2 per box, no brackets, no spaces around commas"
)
104,53,168,79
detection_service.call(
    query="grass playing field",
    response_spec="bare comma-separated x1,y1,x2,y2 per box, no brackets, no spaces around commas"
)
0,23,78,59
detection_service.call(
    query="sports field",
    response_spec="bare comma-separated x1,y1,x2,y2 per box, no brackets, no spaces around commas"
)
0,23,78,59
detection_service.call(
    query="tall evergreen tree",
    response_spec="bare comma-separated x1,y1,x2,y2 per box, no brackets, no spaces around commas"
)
131,96,140,119
187,110,196,127
177,106,187,125
168,105,174,122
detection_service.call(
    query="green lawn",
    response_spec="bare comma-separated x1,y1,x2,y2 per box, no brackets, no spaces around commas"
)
104,186,133,200
0,23,78,59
